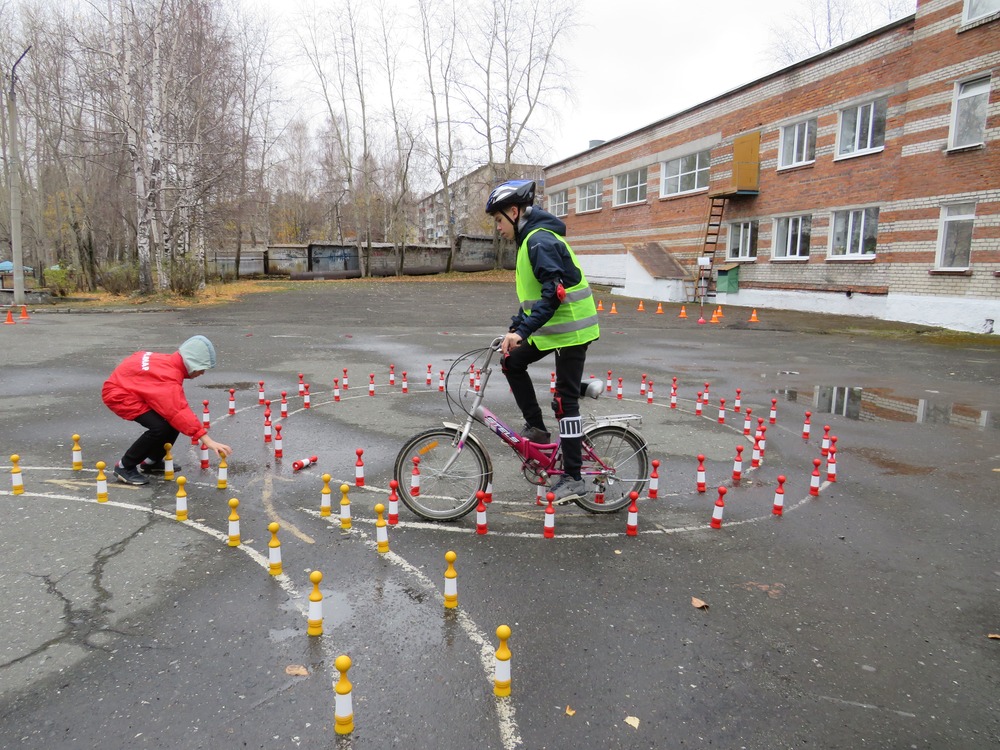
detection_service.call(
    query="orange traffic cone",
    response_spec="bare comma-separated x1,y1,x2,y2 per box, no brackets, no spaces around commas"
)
709,309,719,324
749,309,759,323
597,300,604,311
637,300,645,312
3,309,14,325
655,302,663,314
609,302,618,314
715,305,723,319
18,305,29,321
678,305,687,319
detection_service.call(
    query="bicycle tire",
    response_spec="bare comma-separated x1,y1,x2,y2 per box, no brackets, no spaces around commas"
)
393,427,491,521
574,424,649,513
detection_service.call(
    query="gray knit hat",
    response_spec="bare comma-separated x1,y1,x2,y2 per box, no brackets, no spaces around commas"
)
178,335,217,374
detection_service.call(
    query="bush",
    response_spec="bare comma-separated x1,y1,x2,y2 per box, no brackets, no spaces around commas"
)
44,266,76,296
99,263,139,295
169,256,204,297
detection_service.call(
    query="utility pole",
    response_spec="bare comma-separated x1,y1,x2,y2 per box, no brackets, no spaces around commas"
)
7,47,31,307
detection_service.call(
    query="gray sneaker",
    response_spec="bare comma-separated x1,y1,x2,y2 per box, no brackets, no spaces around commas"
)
550,475,586,505
521,426,552,443
113,464,150,486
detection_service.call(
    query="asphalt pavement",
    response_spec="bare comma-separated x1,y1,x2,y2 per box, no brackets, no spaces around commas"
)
1,279,998,749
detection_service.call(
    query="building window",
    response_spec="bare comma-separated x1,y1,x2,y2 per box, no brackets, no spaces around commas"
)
577,180,603,213
727,221,758,260
773,215,812,258
937,203,976,269
837,98,887,157
830,207,879,257
661,150,710,196
950,77,990,149
549,190,568,217
614,167,647,206
779,119,816,168
965,0,1000,22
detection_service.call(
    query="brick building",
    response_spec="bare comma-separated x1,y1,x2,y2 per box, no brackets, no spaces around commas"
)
544,0,999,333
417,163,545,244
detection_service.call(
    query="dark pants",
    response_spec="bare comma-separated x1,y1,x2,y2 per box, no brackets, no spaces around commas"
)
121,411,179,468
502,340,589,477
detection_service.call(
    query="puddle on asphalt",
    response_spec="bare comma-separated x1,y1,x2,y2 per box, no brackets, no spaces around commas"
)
771,385,997,430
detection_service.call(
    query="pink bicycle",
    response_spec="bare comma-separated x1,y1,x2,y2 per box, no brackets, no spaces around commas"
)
393,337,648,521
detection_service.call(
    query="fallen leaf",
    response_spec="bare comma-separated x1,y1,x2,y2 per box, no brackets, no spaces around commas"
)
624,715,640,729
285,664,309,676
691,597,709,610
614,550,622,555
565,706,576,716
989,633,1000,640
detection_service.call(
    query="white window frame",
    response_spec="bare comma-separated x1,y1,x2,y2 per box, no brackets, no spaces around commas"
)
936,203,976,270
549,190,568,217
836,98,887,159
964,0,1000,23
772,214,812,259
614,168,647,206
778,119,817,169
577,180,603,213
829,207,879,258
660,150,711,196
726,220,758,260
949,76,991,150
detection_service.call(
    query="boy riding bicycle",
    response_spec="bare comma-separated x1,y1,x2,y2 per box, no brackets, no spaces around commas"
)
486,179,601,504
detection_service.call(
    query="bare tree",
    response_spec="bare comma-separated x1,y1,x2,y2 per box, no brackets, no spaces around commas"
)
769,0,916,66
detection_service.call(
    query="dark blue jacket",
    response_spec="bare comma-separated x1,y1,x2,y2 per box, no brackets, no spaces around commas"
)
510,206,583,339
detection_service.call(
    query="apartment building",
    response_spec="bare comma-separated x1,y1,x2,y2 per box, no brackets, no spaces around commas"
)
544,0,999,333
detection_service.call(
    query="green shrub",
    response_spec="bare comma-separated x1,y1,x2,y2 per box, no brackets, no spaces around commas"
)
169,256,204,297
99,263,139,295
44,266,76,296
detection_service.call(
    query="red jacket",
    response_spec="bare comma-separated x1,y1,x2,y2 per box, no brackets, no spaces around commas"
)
102,351,207,440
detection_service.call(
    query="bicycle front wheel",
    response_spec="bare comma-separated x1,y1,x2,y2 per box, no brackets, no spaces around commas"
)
393,428,491,521
576,424,649,513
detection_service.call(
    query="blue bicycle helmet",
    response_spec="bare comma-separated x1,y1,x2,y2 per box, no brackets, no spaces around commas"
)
485,180,535,214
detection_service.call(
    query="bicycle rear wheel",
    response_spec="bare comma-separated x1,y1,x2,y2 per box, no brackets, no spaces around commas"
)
575,424,649,513
393,427,491,521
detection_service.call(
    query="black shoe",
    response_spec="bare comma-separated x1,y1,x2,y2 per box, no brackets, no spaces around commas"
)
139,459,182,474
549,475,586,505
114,464,150,485
521,425,552,443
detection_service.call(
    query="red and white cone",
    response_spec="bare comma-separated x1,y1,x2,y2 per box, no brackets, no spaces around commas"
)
474,369,481,392
298,373,305,395
543,493,556,538
200,443,210,469
438,371,445,392
773,475,786,516
389,364,395,387
732,445,744,481
535,484,545,506
769,398,778,425
758,425,767,458
202,400,211,429
640,374,647,396
264,413,272,443
228,388,236,415
827,441,838,482
410,456,420,496
696,454,706,492
710,486,726,528
617,377,623,400
281,391,288,418
333,378,341,402
648,459,660,499
647,380,654,405
703,382,711,400
484,479,493,503
606,370,613,393
743,408,753,436
751,437,761,468
387,480,399,525
550,371,556,394
809,458,822,496
695,393,703,417
476,491,488,535
355,449,365,487
718,398,726,424
341,368,349,390
426,364,433,387
368,374,375,397
670,386,677,409
303,384,311,409
274,424,283,457
292,455,318,472
401,372,409,393
258,380,266,404
802,411,812,440
821,425,831,456
734,388,742,413
626,491,639,536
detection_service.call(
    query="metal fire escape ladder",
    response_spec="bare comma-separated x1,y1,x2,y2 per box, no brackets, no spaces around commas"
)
697,195,728,307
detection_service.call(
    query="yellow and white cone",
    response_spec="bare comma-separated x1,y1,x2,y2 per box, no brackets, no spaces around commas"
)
334,655,354,735
307,571,323,636
268,522,282,576
96,461,108,503
227,498,241,546
494,625,512,697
